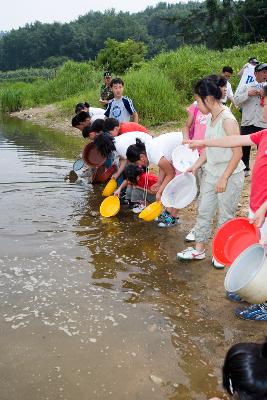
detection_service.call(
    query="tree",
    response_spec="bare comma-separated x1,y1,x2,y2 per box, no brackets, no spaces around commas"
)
96,38,147,74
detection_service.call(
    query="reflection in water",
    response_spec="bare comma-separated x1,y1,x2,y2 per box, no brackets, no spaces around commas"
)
0,117,226,400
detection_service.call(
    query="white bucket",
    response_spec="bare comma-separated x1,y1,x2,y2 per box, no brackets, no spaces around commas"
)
224,244,267,304
161,173,197,209
172,144,199,173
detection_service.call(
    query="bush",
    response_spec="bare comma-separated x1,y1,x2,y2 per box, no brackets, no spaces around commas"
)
96,38,147,74
124,66,185,126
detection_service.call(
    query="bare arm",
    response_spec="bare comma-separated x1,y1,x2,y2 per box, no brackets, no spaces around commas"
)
114,179,128,196
131,112,139,123
187,134,254,149
215,119,243,193
182,113,194,140
112,158,127,180
187,150,207,175
156,157,176,201
99,99,108,106
250,200,267,229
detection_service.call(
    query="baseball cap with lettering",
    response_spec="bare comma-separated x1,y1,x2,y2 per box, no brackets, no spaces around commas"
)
248,57,259,65
255,63,267,72
104,71,112,78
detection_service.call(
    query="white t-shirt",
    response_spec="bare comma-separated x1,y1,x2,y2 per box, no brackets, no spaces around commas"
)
221,81,234,103
91,114,105,123
146,132,183,165
89,107,105,122
114,131,152,159
236,64,255,93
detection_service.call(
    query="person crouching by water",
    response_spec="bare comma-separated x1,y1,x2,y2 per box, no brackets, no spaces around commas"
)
114,164,158,214
209,339,267,400
126,131,183,227
177,75,245,267
94,131,153,185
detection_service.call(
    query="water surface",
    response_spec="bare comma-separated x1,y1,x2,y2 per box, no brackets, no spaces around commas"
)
0,117,226,400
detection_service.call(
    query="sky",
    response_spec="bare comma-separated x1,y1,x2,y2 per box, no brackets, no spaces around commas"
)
0,0,189,31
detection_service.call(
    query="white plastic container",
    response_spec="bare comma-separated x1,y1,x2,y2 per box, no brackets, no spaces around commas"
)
161,173,197,209
224,244,267,304
172,144,199,173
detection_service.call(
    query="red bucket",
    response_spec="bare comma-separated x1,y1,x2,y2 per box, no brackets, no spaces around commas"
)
82,142,106,167
212,217,260,267
92,164,117,183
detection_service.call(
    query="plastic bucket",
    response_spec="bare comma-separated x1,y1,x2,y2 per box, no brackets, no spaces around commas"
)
82,142,106,167
172,144,199,173
213,217,260,267
73,158,84,172
100,196,120,217
102,178,118,197
92,164,117,184
161,173,197,209
139,202,162,222
224,244,267,304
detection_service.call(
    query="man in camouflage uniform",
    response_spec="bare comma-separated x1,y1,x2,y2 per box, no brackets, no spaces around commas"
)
99,71,114,109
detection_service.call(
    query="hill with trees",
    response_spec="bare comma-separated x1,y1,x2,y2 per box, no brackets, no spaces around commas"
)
0,0,266,71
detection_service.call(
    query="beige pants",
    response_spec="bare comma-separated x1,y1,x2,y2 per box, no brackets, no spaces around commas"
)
195,171,244,243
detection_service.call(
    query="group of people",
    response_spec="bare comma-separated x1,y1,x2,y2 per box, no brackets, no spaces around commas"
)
69,60,267,399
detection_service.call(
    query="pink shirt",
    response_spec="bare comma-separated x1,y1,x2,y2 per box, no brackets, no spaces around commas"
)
187,103,209,141
250,130,267,215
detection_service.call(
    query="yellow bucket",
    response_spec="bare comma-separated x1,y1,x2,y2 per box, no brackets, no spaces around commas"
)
139,202,162,222
100,196,120,217
102,178,117,197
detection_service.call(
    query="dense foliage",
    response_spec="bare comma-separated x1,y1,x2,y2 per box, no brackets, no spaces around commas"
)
0,1,266,71
96,39,147,74
1,43,266,126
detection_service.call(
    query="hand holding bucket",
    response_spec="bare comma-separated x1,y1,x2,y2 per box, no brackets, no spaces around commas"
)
172,144,199,173
212,217,261,267
161,173,197,209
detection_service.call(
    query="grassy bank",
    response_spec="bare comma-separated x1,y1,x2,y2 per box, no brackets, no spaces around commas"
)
0,43,266,126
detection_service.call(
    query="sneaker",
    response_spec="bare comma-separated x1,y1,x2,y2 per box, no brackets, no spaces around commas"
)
244,170,250,177
177,247,206,261
120,197,130,205
226,292,242,302
212,257,225,270
155,210,169,222
185,228,195,242
158,215,180,228
132,203,146,214
235,303,267,321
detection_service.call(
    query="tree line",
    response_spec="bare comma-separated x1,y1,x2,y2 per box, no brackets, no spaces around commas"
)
0,0,265,71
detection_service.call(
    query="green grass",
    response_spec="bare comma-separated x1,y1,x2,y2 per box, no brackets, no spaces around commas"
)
0,43,266,126
0,67,56,83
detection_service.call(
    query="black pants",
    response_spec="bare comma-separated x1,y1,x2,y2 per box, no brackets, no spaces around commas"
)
240,125,263,171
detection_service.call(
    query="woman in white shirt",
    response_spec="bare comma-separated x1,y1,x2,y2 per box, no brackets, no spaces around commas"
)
94,131,152,180
126,132,183,227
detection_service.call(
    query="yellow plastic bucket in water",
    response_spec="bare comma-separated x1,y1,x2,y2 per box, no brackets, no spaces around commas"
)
100,196,120,217
102,178,117,197
139,202,162,222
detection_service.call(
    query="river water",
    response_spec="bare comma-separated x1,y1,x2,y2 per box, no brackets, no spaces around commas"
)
0,117,227,400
